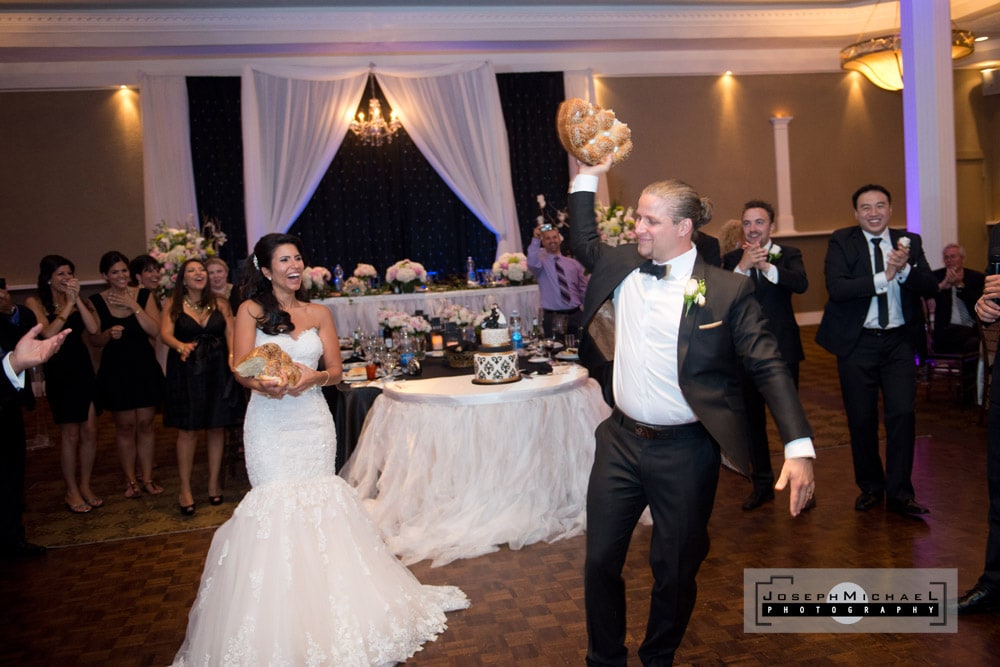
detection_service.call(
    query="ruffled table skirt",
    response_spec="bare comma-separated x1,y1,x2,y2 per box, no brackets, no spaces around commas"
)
341,365,612,566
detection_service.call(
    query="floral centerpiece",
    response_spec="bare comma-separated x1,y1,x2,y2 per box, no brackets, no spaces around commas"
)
385,259,427,293
301,266,333,300
353,263,378,289
492,252,533,285
438,303,478,328
595,202,637,247
377,308,431,335
148,218,226,300
342,276,367,296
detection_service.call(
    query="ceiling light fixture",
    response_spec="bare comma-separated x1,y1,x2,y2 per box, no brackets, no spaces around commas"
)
349,72,401,147
840,29,975,91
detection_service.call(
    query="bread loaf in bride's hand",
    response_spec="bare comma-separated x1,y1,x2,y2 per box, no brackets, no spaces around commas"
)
235,343,302,386
556,98,632,166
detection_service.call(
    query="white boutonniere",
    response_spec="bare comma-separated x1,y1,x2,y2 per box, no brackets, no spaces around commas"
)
684,278,707,316
767,244,782,262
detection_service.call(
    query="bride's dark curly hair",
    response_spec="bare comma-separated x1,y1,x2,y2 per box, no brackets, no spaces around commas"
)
238,233,309,335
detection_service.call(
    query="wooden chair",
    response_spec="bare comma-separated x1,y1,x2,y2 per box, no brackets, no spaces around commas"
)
980,322,1000,424
921,298,980,405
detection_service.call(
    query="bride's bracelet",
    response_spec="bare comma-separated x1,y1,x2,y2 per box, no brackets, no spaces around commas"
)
318,370,330,387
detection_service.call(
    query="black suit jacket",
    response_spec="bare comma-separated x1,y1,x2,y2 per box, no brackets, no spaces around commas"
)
816,226,938,357
569,190,812,476
723,244,808,364
1,306,38,443
930,266,984,346
0,306,37,407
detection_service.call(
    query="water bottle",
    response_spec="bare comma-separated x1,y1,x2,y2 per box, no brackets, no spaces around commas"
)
510,310,523,350
333,264,345,292
466,256,477,286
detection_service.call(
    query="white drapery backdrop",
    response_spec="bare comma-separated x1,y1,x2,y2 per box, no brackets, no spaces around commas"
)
139,73,199,240
241,64,369,253
241,61,522,258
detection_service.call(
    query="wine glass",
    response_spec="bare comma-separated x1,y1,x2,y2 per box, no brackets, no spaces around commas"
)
381,350,400,381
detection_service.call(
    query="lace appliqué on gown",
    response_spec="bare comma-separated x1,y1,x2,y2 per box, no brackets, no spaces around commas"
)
172,329,468,666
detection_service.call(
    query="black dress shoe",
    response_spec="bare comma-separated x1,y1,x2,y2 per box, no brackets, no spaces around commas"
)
854,492,882,511
742,488,775,511
958,584,1000,614
886,498,930,515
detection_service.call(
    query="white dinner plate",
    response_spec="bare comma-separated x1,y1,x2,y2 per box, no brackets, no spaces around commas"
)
527,356,551,364
343,361,367,370
555,351,579,361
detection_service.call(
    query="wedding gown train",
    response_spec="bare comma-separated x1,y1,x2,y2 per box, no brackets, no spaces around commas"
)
172,328,468,666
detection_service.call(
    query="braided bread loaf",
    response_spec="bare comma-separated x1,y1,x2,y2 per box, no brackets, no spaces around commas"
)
556,98,633,166
235,342,302,386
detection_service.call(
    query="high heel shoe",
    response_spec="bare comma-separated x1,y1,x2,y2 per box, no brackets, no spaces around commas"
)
124,481,142,499
179,503,196,517
208,495,224,506
65,499,92,514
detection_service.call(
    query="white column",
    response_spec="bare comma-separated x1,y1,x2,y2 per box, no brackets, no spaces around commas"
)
769,116,795,233
901,0,957,262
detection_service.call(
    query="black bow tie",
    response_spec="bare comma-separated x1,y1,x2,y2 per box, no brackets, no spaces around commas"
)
638,260,668,280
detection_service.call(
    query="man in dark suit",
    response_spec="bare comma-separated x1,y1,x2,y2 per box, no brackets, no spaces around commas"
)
929,243,983,404
1,290,69,559
572,156,815,667
723,199,808,510
816,184,938,516
960,229,1000,613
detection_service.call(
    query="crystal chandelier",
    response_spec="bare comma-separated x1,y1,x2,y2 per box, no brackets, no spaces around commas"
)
349,74,401,146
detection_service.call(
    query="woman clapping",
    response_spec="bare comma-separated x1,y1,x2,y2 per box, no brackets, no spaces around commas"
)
160,259,243,516
24,255,102,513
90,251,164,499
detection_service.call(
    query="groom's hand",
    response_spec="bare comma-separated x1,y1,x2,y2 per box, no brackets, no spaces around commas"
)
774,457,815,517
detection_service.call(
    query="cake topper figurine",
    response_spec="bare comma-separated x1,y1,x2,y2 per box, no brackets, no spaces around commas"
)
482,303,507,329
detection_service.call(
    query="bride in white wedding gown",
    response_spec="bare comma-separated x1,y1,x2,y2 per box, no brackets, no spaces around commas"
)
172,234,468,666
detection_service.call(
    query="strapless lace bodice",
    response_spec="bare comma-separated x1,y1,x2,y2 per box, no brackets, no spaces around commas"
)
243,328,335,488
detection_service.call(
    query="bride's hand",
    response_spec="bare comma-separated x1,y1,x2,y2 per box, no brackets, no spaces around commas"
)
255,375,288,399
285,363,315,397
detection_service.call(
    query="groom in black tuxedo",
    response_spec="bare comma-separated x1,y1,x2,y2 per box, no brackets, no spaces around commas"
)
571,157,815,666
815,184,938,515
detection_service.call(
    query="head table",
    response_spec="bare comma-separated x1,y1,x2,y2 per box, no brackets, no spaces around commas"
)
318,284,539,335
340,364,611,567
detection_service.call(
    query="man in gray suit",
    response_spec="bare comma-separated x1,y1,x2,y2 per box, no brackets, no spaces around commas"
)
571,156,815,666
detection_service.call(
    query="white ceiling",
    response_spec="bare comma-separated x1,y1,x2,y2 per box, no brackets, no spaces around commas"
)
2,1,999,89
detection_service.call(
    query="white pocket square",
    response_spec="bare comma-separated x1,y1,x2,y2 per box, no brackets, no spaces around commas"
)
698,321,724,330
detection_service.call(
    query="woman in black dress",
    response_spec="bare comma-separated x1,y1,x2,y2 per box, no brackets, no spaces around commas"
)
160,259,244,516
90,251,164,499
24,255,102,514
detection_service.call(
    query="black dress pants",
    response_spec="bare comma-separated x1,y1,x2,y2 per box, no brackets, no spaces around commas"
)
584,414,720,666
837,328,917,502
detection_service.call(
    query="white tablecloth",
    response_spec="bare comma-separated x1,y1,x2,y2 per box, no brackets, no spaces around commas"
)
341,364,611,567
318,284,539,334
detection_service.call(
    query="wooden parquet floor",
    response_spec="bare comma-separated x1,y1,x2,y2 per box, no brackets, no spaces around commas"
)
3,325,1000,666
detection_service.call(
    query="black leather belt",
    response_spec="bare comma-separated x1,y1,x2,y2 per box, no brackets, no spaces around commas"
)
862,327,902,336
612,408,705,440
543,307,580,315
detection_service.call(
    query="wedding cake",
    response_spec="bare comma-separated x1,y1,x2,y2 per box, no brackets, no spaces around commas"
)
473,304,520,384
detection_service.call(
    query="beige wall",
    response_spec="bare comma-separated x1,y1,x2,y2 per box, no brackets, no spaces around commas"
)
0,88,144,289
599,70,999,314
1,72,996,316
